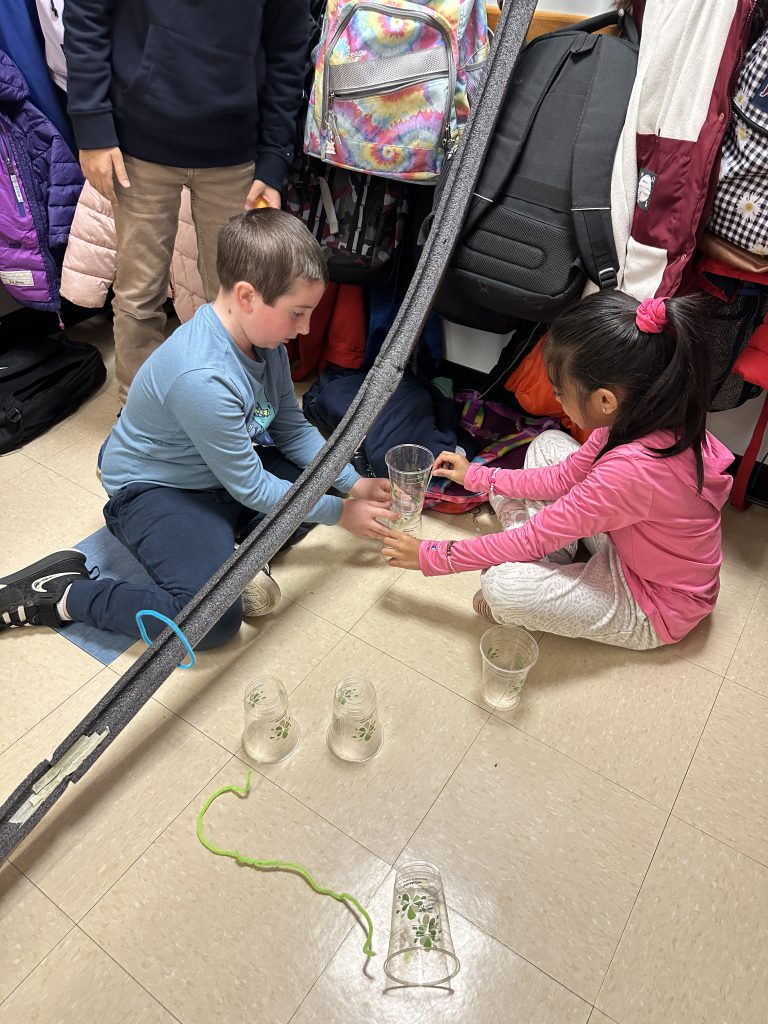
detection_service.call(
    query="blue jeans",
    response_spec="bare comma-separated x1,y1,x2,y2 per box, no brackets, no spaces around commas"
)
66,451,313,649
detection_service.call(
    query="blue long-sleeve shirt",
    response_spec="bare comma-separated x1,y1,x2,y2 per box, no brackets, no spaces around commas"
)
101,304,359,525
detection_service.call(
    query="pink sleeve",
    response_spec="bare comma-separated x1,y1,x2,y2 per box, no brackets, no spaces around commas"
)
419,450,653,576
463,429,606,501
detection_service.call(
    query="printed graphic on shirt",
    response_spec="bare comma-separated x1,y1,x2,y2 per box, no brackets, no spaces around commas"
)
247,388,276,447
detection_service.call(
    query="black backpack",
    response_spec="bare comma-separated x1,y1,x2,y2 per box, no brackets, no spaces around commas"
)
0,333,107,453
431,10,639,331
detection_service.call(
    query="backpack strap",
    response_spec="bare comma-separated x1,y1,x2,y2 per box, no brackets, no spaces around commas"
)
463,10,638,240
569,22,639,290
462,33,576,235
548,9,637,43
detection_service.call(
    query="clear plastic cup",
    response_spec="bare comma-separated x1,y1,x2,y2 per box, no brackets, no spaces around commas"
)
384,444,434,535
242,676,300,764
384,861,460,988
479,625,539,711
326,676,383,763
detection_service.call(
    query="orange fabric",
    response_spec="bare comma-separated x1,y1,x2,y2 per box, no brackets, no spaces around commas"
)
504,338,592,444
289,283,367,380
322,284,367,369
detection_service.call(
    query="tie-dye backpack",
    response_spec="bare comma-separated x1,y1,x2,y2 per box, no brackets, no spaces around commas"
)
303,0,490,182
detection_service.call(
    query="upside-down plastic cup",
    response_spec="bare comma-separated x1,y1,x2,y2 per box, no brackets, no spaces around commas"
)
384,861,460,987
479,625,539,711
384,444,435,535
326,676,383,762
242,676,300,764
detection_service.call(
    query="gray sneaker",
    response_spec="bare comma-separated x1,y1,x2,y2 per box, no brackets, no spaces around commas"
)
242,567,281,618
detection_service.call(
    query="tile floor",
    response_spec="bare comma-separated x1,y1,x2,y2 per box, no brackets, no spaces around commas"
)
0,318,766,1024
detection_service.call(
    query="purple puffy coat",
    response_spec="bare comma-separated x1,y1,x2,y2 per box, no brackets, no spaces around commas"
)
0,49,83,311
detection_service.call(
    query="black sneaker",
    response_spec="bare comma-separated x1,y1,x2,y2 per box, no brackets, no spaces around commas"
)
0,550,91,630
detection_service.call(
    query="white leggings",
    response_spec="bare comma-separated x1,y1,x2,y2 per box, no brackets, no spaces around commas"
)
480,431,662,650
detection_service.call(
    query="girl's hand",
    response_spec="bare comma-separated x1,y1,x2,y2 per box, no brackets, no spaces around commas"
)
350,477,391,503
432,450,470,486
381,529,422,570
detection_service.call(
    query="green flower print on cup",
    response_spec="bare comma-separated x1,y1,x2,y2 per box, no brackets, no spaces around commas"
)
414,912,442,949
247,688,266,709
397,888,425,921
270,717,292,741
337,685,359,705
354,718,376,742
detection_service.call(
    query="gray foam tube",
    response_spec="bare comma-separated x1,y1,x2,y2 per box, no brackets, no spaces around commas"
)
0,0,538,863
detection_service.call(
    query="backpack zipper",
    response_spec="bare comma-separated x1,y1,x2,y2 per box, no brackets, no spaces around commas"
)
321,2,456,158
0,129,25,216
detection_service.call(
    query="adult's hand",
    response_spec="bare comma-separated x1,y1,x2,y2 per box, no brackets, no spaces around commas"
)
349,477,391,503
80,147,130,204
338,499,397,539
244,180,281,210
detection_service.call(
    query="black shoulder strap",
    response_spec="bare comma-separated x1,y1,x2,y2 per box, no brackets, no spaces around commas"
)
463,10,638,240
462,33,575,235
570,29,639,289
549,9,638,43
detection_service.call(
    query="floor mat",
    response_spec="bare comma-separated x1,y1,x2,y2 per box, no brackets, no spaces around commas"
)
53,526,151,665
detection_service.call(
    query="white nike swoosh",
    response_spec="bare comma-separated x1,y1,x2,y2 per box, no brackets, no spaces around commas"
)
32,571,81,594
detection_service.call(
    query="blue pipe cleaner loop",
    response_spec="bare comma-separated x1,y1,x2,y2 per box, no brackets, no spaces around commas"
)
135,610,196,669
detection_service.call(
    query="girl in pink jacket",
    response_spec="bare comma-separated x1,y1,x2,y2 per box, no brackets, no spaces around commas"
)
382,291,734,649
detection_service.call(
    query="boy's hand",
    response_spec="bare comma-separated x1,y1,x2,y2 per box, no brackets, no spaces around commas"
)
339,499,397,539
432,450,470,486
381,529,422,570
244,180,281,210
350,477,391,503
80,147,130,203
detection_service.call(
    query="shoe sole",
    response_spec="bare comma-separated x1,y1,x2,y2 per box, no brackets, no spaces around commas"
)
472,590,497,623
242,572,281,618
0,549,87,590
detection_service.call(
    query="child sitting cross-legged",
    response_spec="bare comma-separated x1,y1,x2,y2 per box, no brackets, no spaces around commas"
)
382,290,734,650
0,210,395,648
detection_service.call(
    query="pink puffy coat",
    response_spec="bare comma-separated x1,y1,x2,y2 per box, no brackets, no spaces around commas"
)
60,181,204,322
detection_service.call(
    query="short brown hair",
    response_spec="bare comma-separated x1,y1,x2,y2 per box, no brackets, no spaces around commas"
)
216,208,328,305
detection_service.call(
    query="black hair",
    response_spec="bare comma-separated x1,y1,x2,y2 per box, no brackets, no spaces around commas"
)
216,208,328,304
544,290,713,491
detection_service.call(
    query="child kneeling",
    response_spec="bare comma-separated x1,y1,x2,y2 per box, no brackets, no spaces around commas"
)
0,210,394,648
383,291,734,650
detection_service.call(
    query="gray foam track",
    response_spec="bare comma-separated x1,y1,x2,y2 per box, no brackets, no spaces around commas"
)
0,0,539,863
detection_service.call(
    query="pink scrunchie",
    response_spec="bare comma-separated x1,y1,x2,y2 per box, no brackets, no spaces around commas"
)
635,297,668,334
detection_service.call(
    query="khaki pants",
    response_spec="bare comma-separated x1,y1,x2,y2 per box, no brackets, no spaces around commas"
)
112,156,254,404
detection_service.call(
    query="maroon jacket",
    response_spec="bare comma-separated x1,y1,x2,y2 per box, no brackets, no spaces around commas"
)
621,0,757,298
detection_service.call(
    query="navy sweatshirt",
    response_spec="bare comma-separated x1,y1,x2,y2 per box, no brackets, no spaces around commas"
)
62,0,309,188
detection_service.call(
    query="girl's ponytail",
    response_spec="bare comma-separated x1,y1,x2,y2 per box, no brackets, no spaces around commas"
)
546,290,714,492
653,295,712,491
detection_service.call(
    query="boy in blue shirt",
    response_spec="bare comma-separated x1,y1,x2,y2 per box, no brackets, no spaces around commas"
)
0,210,393,648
